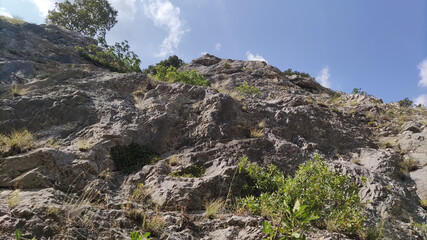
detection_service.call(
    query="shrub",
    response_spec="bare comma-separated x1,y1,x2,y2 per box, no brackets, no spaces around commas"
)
238,155,363,239
151,66,210,87
169,164,206,178
110,143,159,174
223,63,232,69
283,68,311,78
0,129,35,157
330,92,343,103
143,55,185,76
398,97,413,107
421,199,427,209
76,40,141,73
234,83,261,95
352,88,371,97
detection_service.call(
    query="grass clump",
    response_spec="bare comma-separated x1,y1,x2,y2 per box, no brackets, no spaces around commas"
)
237,155,363,239
142,215,165,237
77,139,91,151
169,164,206,178
8,190,20,207
400,158,419,173
205,199,225,219
10,85,30,97
420,199,427,209
249,128,263,138
234,83,261,95
0,16,25,25
0,129,35,157
151,65,210,87
110,143,159,174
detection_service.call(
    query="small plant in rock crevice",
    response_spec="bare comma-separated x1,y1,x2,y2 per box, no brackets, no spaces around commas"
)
129,231,151,240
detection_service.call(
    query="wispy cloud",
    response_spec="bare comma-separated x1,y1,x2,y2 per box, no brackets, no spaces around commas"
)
143,0,187,58
0,7,13,18
201,51,207,56
246,51,267,63
316,66,331,88
418,58,427,87
110,0,137,21
25,0,57,17
215,43,221,51
415,94,427,106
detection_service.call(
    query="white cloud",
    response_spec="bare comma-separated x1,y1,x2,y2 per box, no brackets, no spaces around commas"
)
201,51,207,56
215,43,221,51
417,58,427,87
415,94,427,106
316,66,331,88
0,7,13,18
109,0,137,21
246,51,267,63
25,0,57,17
143,0,187,58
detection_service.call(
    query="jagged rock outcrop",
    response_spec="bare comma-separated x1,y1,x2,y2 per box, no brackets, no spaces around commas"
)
0,19,426,239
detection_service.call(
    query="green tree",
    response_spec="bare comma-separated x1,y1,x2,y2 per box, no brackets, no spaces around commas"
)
46,0,118,39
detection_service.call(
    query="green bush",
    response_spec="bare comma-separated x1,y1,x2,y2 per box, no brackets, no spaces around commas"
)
398,97,413,108
76,40,141,73
283,68,311,78
143,55,185,76
110,143,159,174
237,155,363,239
151,65,210,87
234,83,261,95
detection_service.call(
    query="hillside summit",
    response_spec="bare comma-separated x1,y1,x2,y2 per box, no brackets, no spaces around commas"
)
0,18,426,239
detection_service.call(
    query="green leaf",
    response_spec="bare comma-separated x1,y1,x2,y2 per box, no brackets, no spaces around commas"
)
292,232,301,238
293,199,301,213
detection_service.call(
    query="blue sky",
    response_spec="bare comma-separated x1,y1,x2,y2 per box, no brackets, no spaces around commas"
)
1,0,426,104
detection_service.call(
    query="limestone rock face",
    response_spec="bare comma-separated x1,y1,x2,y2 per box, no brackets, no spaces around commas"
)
0,19,425,239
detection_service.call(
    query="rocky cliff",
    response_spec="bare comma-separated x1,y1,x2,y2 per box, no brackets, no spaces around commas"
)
0,19,426,239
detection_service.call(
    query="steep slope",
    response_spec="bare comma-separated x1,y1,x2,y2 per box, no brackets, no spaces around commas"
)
0,19,426,239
